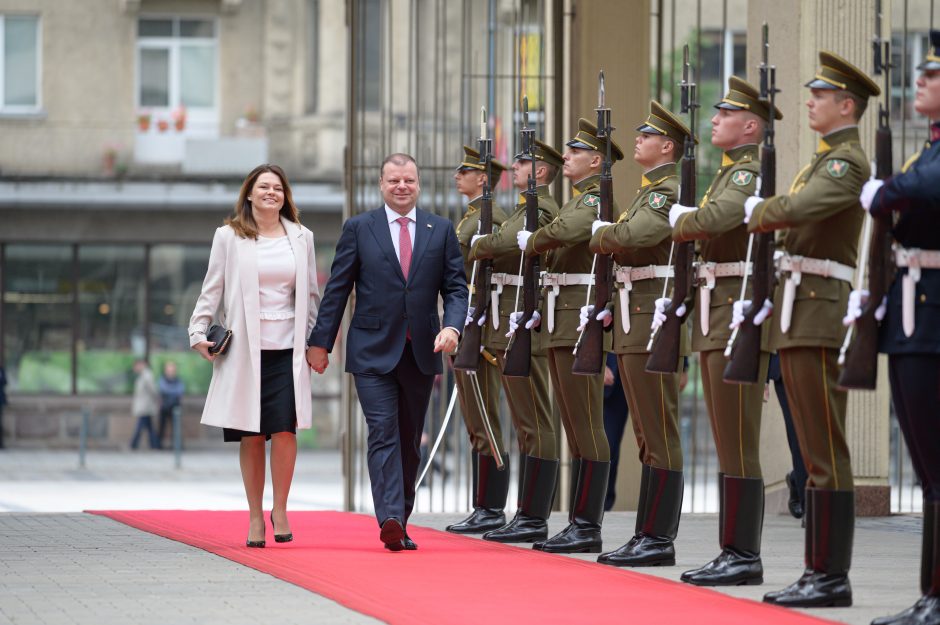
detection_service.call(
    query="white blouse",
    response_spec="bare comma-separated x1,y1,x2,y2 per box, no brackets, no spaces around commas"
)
257,235,296,350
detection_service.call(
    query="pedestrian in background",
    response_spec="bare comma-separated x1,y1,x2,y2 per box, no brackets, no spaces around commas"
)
158,361,185,449
129,359,160,450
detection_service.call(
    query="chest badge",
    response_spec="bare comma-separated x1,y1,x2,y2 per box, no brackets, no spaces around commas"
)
826,159,850,178
731,171,753,186
648,192,666,209
583,194,600,207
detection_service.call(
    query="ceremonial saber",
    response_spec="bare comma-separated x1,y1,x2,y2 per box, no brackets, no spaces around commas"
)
724,176,761,357
572,253,599,355
415,387,459,490
468,371,505,469
646,241,676,351
838,203,875,365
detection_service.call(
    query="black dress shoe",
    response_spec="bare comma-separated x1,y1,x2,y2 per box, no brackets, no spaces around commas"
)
270,511,293,543
484,513,548,543
445,507,506,534
539,522,602,554
533,523,573,551
871,595,940,625
787,472,805,519
380,518,405,552
680,548,763,586
403,534,418,550
598,534,674,567
763,570,852,608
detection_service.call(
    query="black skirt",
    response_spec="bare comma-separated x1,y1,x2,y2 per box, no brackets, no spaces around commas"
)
223,349,297,442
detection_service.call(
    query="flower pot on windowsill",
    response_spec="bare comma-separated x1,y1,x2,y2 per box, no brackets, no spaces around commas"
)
137,117,151,132
157,119,169,133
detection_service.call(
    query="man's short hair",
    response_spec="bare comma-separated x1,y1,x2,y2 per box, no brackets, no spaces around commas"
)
380,153,420,179
539,162,559,184
834,90,869,120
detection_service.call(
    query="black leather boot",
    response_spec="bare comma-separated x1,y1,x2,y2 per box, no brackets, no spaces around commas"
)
598,465,682,567
446,452,509,534
540,459,609,554
871,499,940,625
764,488,854,608
787,471,805,519
682,475,764,586
484,453,527,537
485,456,559,543
534,457,580,551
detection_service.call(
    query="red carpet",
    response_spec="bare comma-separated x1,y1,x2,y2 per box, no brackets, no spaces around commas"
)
89,510,838,625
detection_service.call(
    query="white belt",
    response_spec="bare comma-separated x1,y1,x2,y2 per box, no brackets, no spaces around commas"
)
489,273,523,330
777,254,855,334
696,261,752,336
894,247,940,337
542,272,594,333
613,265,672,334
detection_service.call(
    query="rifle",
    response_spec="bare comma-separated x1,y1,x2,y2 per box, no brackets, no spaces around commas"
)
646,47,697,374
573,70,615,376
837,0,893,390
503,95,540,377
454,107,495,371
723,23,778,384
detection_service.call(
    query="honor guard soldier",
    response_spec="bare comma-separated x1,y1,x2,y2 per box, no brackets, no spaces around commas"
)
516,118,624,553
468,139,563,543
670,77,781,585
744,51,880,608
588,101,689,568
859,31,940,625
446,146,511,534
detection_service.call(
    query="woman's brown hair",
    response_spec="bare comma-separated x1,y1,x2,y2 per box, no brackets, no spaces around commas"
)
226,164,300,239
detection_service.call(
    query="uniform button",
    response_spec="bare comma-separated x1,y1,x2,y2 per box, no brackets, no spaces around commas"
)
810,290,816,298
920,294,927,303
635,306,641,312
727,297,733,304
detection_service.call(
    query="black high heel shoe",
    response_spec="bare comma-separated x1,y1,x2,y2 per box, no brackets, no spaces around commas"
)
271,511,293,543
246,520,265,548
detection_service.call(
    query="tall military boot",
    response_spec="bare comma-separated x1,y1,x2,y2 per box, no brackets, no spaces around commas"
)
485,456,559,543
483,455,527,538
540,459,609,553
871,499,940,625
681,475,764,586
764,487,854,608
598,465,683,566
533,457,580,551
446,452,509,534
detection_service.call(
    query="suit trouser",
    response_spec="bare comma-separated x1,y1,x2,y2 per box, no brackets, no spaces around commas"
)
617,353,682,471
354,342,434,526
495,350,557,460
546,347,609,461
888,354,940,501
699,349,768,478
778,346,853,491
453,354,503,456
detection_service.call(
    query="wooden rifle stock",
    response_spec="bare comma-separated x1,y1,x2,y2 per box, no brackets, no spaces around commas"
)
503,188,541,377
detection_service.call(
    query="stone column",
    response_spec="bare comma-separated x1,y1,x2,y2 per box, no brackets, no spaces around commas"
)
747,0,892,516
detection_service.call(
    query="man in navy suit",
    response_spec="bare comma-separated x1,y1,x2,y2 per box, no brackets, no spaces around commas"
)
307,153,467,551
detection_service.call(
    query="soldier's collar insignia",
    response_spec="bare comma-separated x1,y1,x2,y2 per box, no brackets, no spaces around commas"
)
826,159,850,178
721,153,735,167
518,193,526,205
648,192,667,209
640,174,652,187
731,171,754,186
583,194,600,207
572,188,583,198
816,137,832,153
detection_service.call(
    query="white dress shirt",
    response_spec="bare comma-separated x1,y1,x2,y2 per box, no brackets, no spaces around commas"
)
257,234,296,350
385,204,416,262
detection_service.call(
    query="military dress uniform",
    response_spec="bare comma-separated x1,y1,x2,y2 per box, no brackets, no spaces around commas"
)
748,52,880,608
673,77,780,586
522,119,624,554
469,140,564,544
590,101,689,568
868,31,940,625
447,146,511,534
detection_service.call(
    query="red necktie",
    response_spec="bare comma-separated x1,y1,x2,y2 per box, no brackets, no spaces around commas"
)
396,217,412,278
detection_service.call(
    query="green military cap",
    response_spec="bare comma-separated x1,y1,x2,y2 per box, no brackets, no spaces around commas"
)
917,30,940,71
715,75,783,122
455,145,508,173
636,100,696,145
513,138,564,168
566,118,625,161
805,51,881,99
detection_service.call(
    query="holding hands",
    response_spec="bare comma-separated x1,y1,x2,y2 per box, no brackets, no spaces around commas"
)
306,345,329,374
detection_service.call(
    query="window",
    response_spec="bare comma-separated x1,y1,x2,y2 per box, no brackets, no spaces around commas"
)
360,0,382,111
306,0,319,114
0,14,40,112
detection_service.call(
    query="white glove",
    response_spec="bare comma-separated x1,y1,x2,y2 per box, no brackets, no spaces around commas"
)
860,178,885,212
506,310,541,337
843,289,888,326
730,298,774,329
668,203,697,228
577,305,613,332
516,230,532,251
465,307,486,327
592,220,612,235
651,298,669,331
743,196,763,224
754,298,774,325
470,234,485,247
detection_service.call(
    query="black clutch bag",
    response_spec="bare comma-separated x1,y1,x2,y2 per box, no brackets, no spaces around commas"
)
206,324,233,356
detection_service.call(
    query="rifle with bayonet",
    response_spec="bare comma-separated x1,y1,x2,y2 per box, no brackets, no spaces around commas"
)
838,0,894,390
723,23,778,384
573,70,615,376
646,47,697,374
503,96,541,377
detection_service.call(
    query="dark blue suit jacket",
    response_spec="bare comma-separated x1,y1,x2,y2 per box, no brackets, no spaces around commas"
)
308,206,468,375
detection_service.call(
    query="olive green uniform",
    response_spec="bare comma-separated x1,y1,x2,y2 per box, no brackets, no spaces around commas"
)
470,186,558,460
454,196,508,455
749,127,867,492
591,162,683,472
525,175,612,463
674,145,768,478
